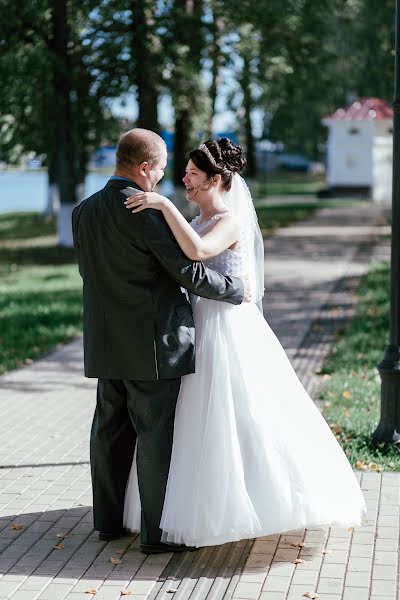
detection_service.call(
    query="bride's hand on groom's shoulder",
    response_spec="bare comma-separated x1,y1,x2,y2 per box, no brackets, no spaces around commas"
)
124,192,169,213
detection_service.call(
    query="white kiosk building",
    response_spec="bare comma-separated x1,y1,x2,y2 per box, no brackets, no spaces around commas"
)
322,98,393,202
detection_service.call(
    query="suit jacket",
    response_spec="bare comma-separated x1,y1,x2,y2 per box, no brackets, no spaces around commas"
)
72,178,244,380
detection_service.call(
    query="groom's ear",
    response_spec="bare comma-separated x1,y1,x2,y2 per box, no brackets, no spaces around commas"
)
139,161,149,176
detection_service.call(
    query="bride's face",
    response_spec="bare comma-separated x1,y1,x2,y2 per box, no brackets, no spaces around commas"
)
182,160,212,204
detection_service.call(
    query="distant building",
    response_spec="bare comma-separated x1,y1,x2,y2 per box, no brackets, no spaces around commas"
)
322,98,393,202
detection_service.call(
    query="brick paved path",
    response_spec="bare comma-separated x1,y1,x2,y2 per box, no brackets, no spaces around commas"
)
0,203,396,600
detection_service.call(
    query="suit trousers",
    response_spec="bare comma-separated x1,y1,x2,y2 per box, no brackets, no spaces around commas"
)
90,377,181,544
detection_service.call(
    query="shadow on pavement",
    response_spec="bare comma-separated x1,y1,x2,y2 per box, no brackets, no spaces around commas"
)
0,507,322,584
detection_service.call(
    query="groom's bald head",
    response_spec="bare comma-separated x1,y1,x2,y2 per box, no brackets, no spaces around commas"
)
116,128,166,169
115,128,167,191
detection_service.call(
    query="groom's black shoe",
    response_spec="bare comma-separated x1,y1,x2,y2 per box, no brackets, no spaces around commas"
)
98,529,130,541
140,542,198,554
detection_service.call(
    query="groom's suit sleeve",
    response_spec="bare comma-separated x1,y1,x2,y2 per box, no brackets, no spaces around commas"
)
141,209,244,305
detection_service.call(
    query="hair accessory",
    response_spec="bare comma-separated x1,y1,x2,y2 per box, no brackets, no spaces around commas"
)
198,143,218,166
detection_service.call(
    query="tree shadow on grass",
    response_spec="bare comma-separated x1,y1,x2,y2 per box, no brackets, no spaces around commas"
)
0,213,56,242
0,245,76,267
0,289,82,374
257,204,319,230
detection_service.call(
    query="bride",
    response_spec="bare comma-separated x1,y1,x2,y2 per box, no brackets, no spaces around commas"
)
123,137,366,547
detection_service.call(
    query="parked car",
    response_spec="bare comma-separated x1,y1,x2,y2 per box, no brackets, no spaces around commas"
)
278,153,313,172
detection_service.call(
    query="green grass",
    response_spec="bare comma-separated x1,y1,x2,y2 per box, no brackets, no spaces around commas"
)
319,261,400,471
0,212,56,241
252,172,325,199
256,203,320,232
0,212,82,374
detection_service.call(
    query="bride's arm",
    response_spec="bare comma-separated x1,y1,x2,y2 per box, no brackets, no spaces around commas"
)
125,192,238,261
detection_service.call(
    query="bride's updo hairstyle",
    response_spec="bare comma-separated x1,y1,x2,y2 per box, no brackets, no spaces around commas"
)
188,138,247,191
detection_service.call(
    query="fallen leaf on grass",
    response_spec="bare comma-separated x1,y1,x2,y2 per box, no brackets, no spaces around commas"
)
56,533,69,539
342,390,352,399
303,593,319,599
324,401,332,408
329,423,343,435
293,559,304,564
355,460,368,471
85,590,97,595
111,556,123,565
355,460,383,473
369,462,383,472
53,543,65,550
10,523,25,530
343,409,350,417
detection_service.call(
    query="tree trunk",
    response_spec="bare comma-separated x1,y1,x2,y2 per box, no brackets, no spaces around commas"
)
43,157,60,217
173,110,191,185
51,0,78,246
131,0,159,132
77,148,89,203
244,96,256,177
242,57,256,178
172,0,204,185
208,9,224,138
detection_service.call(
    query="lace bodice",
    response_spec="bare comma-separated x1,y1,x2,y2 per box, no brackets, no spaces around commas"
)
191,214,244,278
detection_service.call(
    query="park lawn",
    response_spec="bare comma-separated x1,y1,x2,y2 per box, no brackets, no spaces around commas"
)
252,171,325,199
256,203,319,233
0,212,82,374
319,260,400,471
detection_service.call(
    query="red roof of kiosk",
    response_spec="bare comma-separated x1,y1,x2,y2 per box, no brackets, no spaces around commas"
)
326,98,393,121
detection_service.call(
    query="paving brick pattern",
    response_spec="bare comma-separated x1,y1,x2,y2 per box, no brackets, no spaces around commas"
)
0,203,395,600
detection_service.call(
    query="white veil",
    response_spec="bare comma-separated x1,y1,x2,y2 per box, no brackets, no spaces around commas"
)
223,174,265,312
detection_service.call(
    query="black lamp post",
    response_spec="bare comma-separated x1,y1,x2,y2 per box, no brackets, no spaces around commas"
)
373,0,400,446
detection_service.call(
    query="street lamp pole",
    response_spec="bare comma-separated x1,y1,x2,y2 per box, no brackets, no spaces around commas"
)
373,0,400,446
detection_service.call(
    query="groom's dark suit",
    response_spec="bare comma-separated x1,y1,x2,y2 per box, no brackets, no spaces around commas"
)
72,177,243,544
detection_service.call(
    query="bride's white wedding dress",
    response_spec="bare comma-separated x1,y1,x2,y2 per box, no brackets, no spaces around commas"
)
123,214,366,547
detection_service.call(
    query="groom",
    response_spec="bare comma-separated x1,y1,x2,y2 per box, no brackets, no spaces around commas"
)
72,128,244,553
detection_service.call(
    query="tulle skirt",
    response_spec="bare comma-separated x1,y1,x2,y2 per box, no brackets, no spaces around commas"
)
124,297,366,546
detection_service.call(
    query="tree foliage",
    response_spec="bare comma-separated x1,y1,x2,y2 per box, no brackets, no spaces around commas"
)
0,1,121,186
0,0,396,210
